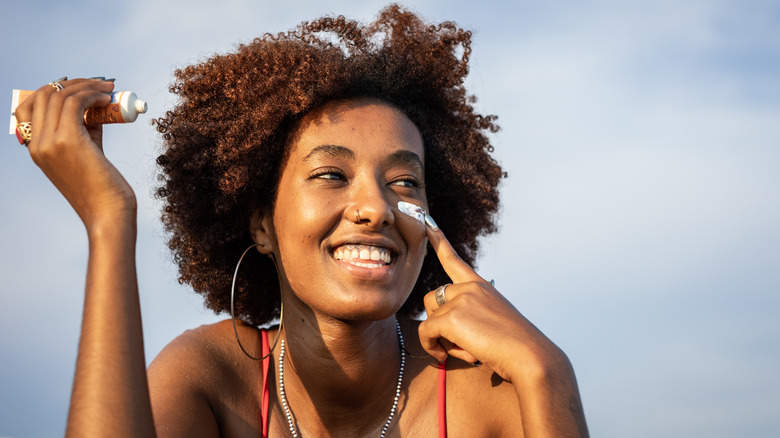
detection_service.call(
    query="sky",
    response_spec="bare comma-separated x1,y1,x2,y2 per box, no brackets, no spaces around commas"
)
1,0,779,437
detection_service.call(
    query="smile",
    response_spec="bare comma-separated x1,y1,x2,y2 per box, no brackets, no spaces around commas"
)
332,244,392,268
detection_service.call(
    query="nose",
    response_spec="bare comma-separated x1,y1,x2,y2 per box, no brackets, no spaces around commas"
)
348,178,395,228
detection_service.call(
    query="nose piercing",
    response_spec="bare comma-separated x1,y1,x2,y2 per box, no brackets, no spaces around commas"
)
355,210,361,222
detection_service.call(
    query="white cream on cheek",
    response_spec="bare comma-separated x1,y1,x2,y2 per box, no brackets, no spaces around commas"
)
397,201,425,224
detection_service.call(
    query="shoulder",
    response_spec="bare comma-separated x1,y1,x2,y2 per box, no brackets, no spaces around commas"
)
445,357,524,437
402,318,524,437
147,320,267,437
150,320,245,378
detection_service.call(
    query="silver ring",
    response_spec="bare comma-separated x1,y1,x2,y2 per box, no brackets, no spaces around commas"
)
355,209,361,222
48,81,64,92
434,284,449,307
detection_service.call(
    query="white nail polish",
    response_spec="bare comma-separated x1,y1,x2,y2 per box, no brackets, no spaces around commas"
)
424,214,439,230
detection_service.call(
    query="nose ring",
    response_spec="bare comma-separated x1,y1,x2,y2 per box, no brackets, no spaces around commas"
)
355,210,361,222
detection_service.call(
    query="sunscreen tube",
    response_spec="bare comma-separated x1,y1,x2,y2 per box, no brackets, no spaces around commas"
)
83,91,147,125
9,89,148,134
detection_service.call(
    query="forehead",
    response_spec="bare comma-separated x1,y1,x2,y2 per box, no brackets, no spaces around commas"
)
287,99,425,161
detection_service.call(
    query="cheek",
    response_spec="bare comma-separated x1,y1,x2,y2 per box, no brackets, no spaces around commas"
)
398,218,428,260
275,188,339,253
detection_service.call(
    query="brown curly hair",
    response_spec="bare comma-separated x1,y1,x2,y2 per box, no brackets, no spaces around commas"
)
153,4,504,326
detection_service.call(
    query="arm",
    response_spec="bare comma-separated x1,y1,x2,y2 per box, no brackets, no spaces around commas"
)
16,79,155,437
418,222,589,438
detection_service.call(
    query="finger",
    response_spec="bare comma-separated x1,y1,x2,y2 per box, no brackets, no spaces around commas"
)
55,86,113,134
20,79,112,149
418,317,479,364
27,83,61,150
425,215,485,284
417,318,447,362
46,79,114,125
423,282,461,314
30,79,113,156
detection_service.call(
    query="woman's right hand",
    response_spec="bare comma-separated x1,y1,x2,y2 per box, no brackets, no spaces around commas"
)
14,78,136,230
18,80,156,437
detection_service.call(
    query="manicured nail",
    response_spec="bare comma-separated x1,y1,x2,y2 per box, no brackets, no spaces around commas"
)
105,78,116,82
88,76,106,80
53,76,67,82
424,214,439,230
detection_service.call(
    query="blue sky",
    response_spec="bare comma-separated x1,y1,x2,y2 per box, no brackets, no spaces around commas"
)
1,1,778,437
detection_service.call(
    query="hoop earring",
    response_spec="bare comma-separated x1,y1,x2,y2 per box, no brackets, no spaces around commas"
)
231,243,284,360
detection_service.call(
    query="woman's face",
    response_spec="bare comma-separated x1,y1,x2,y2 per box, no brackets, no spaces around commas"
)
259,99,429,321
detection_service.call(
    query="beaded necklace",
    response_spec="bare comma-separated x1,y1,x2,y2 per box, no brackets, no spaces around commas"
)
278,320,406,437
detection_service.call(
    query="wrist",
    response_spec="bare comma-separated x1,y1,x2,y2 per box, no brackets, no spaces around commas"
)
500,340,572,389
85,204,138,243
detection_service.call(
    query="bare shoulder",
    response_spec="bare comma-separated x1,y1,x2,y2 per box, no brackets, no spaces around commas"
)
148,320,266,437
149,319,242,384
445,357,524,437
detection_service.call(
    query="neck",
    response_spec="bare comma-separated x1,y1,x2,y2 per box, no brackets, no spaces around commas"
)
278,294,404,435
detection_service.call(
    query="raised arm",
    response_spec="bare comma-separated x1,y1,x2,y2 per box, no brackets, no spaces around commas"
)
418,217,589,438
15,78,155,437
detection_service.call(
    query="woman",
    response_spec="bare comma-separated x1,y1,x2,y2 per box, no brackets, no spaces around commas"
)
14,5,587,437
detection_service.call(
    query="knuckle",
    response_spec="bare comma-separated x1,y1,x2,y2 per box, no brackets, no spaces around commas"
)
423,292,436,309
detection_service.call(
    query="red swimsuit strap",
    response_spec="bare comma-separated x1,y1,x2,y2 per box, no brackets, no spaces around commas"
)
438,359,447,438
260,330,270,438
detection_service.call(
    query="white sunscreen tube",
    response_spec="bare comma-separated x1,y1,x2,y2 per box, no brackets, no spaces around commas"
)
9,89,148,134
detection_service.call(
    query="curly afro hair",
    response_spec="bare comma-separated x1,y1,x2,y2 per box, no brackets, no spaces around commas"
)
153,4,504,326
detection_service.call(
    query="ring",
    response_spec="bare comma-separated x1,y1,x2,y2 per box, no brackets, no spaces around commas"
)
48,81,64,92
434,284,450,307
15,122,32,146
355,210,361,222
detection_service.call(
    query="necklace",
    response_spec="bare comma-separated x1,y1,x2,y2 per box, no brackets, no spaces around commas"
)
278,320,406,438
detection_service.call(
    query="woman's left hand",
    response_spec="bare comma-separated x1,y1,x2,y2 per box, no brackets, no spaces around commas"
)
417,222,568,385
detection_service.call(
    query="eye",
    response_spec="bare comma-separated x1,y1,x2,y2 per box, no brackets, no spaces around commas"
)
389,175,422,189
309,167,347,182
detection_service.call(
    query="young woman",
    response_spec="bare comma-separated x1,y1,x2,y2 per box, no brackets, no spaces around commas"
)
14,5,587,437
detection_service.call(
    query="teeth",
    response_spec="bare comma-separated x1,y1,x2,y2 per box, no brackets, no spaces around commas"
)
333,244,392,266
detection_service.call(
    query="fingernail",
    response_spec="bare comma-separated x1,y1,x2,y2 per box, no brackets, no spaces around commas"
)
105,78,116,82
53,76,67,82
88,76,106,80
472,360,482,367
424,214,439,230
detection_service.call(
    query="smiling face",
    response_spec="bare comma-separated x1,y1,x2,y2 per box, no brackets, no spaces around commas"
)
252,99,429,322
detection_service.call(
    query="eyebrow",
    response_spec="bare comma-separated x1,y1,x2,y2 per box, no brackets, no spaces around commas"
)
302,145,355,163
302,144,424,172
384,150,424,173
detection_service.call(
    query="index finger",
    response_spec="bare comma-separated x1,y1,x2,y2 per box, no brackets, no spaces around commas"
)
425,214,485,283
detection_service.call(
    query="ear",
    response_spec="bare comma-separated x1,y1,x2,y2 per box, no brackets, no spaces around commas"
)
249,209,276,255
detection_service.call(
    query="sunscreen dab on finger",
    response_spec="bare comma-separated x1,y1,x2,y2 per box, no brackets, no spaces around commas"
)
397,201,425,224
9,89,148,135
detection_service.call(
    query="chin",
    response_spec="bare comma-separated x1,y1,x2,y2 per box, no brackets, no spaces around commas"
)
322,293,406,323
